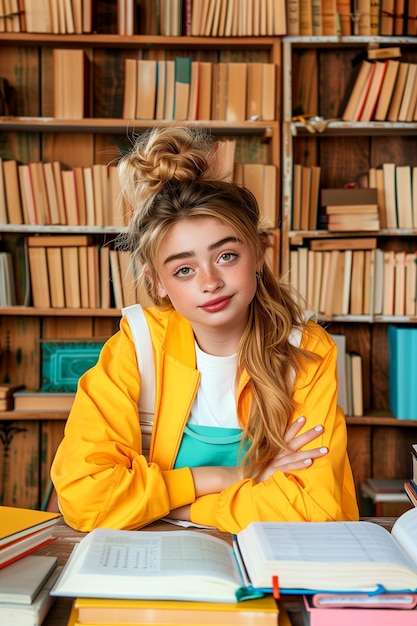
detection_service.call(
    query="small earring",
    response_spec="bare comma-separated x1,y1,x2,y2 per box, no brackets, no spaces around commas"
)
255,271,260,279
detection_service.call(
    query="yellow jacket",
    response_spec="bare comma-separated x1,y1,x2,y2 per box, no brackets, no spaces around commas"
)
51,307,359,532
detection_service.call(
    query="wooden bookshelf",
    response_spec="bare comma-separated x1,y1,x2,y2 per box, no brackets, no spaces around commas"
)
282,36,417,509
0,24,281,509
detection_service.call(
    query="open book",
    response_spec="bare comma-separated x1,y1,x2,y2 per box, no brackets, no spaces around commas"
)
52,508,417,602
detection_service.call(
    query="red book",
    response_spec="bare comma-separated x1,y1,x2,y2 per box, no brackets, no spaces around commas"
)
352,62,377,121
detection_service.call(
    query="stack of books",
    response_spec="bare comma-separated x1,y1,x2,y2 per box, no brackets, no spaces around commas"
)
0,383,23,411
360,478,411,516
49,514,417,626
321,188,379,232
0,506,62,626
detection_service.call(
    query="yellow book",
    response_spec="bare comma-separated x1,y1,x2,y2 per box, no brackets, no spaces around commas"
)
71,595,279,626
0,506,61,545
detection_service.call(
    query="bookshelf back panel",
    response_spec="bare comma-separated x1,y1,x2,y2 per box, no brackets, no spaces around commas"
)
372,426,416,478
0,47,40,117
0,420,40,508
0,131,41,164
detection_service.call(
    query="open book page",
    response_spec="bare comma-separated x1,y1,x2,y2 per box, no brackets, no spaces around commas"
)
391,509,417,568
52,528,248,603
236,521,417,592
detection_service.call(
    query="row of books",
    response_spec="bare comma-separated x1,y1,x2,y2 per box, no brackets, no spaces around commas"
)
388,325,417,420
331,334,364,416
0,506,62,626
25,235,144,310
292,163,417,232
289,242,417,317
343,59,417,124
1,0,93,34
145,0,287,37
368,163,417,230
287,0,417,36
0,153,277,228
122,57,276,123
0,158,128,227
2,0,287,36
187,0,287,37
2,0,103,35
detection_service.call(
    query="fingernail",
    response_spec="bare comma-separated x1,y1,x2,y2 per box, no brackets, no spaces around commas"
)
314,425,323,432
319,447,328,454
297,416,305,422
304,458,312,465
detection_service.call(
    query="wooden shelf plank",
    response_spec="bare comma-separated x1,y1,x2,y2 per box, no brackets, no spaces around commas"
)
0,307,122,317
0,34,278,49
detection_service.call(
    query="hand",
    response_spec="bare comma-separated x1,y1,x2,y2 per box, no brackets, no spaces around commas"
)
257,416,328,482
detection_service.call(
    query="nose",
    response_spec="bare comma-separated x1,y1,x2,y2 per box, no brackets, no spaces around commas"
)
200,267,224,292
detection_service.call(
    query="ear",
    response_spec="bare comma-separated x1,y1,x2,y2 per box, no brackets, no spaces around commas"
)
143,265,167,299
155,278,168,299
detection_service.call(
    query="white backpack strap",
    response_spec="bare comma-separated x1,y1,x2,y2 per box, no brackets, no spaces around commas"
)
122,304,155,460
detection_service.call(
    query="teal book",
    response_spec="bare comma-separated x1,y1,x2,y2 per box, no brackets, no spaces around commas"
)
388,326,417,420
174,57,192,120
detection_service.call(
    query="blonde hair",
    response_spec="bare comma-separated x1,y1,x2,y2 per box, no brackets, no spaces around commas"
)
118,125,310,480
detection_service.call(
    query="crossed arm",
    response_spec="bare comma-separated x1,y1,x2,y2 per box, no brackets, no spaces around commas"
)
169,415,327,520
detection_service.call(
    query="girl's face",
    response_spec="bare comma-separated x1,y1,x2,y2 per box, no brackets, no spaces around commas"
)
155,216,262,355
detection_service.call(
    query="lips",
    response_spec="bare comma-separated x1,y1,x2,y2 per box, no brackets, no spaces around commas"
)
200,296,232,312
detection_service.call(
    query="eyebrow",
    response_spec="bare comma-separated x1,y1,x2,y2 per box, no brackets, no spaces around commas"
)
163,236,240,265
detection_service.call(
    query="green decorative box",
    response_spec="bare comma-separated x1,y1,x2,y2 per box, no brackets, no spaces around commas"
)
41,341,104,392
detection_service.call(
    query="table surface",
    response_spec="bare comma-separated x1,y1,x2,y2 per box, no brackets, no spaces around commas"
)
37,517,397,626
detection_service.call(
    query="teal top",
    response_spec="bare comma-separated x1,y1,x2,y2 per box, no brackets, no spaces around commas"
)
174,424,251,469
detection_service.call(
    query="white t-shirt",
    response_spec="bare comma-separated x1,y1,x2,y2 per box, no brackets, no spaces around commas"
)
188,342,239,428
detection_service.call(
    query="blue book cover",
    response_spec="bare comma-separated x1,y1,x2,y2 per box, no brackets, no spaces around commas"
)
388,326,417,420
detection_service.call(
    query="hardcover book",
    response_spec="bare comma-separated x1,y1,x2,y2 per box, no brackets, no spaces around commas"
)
0,555,57,603
0,506,61,547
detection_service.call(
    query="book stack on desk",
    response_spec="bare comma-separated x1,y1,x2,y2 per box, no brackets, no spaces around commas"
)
51,509,417,626
0,506,62,626
360,478,411,517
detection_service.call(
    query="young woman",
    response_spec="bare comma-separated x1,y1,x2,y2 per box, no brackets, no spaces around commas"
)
51,125,359,532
